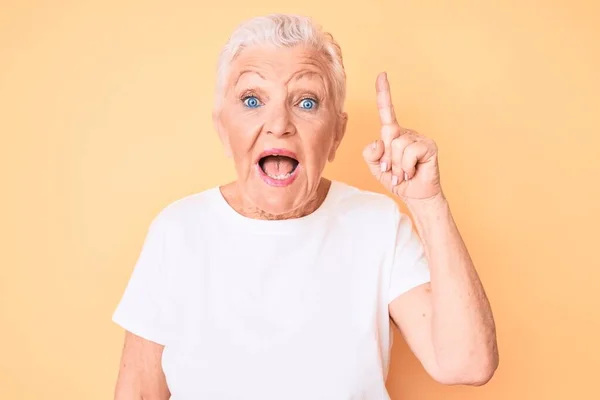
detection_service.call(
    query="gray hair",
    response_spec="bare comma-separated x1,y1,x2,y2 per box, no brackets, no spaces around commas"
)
214,14,346,112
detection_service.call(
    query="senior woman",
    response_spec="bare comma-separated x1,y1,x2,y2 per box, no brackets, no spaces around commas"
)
112,13,498,400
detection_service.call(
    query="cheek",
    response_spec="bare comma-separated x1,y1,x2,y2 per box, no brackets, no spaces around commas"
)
223,113,262,159
298,120,336,168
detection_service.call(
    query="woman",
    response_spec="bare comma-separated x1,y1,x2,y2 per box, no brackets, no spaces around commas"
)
112,14,498,399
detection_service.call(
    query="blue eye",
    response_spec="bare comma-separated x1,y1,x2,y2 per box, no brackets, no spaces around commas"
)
299,98,317,110
243,96,262,108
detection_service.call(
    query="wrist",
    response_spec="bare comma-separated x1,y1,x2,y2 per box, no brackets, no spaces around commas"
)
405,192,453,234
405,192,448,215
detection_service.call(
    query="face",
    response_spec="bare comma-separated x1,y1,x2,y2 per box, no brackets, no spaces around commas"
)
214,44,347,216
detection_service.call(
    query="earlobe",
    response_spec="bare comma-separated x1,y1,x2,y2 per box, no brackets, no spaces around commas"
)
328,112,348,162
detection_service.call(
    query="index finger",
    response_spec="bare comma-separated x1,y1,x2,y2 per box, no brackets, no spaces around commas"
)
376,72,398,126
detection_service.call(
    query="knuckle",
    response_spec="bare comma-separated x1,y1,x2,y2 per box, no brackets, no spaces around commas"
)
391,135,410,150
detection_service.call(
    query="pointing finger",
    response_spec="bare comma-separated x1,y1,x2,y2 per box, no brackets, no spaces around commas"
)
376,72,398,126
376,72,401,172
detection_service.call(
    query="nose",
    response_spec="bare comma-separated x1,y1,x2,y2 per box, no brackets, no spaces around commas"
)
264,103,296,137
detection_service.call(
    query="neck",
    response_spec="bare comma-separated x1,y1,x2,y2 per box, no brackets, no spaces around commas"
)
221,178,331,220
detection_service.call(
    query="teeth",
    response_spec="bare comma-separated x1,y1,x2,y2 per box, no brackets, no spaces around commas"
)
266,172,292,180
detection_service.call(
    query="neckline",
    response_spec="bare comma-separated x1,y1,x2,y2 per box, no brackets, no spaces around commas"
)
212,180,341,234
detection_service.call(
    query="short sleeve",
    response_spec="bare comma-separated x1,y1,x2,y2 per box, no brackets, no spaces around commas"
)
388,205,431,303
112,213,171,345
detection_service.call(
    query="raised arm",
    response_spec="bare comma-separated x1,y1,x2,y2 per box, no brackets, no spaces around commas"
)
389,199,498,385
363,72,498,385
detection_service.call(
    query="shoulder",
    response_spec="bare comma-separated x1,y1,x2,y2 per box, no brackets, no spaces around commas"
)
329,180,402,226
147,187,222,232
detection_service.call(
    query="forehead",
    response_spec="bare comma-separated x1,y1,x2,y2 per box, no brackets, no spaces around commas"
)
228,44,331,87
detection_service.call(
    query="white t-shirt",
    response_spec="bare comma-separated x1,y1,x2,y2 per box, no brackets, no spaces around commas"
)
113,180,430,399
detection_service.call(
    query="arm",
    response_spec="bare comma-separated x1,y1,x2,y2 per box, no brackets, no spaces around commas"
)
389,195,498,385
364,71,497,385
114,332,170,400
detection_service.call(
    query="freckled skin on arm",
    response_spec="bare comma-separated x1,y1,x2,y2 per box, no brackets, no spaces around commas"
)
114,332,170,400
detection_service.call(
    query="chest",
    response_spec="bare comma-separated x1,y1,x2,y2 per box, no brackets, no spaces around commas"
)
169,226,385,330
161,226,390,399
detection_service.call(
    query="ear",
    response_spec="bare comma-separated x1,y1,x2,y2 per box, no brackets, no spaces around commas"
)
328,112,348,162
213,108,232,158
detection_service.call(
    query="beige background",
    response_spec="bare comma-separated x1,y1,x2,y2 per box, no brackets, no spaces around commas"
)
1,0,599,398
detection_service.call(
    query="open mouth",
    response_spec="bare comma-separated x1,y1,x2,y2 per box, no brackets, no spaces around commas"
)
258,154,299,181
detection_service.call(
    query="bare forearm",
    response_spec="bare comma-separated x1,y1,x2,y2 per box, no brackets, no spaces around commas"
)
407,194,498,383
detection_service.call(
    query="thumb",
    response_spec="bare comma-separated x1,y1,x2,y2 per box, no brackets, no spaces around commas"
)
363,139,385,176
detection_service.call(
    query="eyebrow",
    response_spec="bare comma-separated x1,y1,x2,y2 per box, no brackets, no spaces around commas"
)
292,70,323,82
234,70,265,86
234,69,323,86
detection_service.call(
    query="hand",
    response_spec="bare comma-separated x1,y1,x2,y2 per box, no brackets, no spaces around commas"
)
363,72,442,202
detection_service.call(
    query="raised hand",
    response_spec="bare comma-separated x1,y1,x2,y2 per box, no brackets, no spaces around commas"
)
363,72,442,201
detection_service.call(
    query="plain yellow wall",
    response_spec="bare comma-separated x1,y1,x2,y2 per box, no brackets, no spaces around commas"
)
1,0,599,398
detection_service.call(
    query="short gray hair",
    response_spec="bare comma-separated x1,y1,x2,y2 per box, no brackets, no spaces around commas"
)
214,14,346,112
